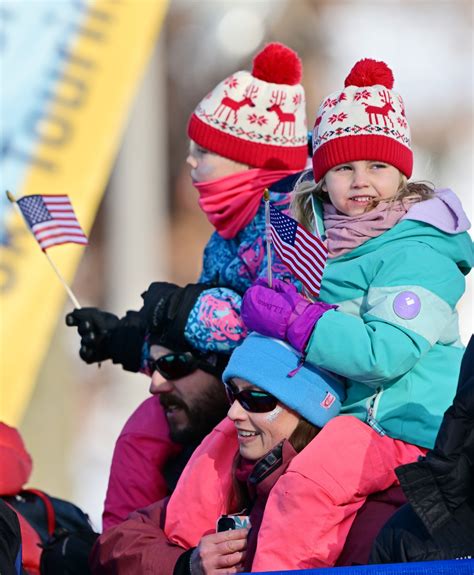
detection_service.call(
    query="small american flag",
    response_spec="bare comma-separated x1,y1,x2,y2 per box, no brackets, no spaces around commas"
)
16,194,88,251
269,204,328,296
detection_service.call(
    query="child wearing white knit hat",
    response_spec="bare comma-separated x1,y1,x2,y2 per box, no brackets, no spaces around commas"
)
187,42,308,240
66,43,312,532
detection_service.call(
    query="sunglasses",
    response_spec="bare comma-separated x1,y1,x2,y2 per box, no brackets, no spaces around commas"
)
225,380,278,413
148,352,199,380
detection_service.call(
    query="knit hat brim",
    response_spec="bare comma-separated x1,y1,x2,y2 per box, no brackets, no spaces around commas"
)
188,114,307,170
313,134,413,182
188,44,308,171
223,333,345,428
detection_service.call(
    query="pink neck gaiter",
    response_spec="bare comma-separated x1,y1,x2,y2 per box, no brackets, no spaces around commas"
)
195,169,298,239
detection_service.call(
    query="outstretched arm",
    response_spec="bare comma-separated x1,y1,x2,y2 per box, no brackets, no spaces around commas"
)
243,243,465,385
66,308,147,372
90,498,186,575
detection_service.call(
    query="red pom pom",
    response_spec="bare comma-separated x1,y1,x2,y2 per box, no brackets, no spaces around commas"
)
344,58,394,89
252,42,302,85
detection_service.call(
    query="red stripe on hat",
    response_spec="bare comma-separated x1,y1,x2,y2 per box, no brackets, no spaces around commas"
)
188,115,307,171
312,134,413,181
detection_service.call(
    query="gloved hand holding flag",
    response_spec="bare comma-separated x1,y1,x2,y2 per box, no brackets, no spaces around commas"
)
252,196,333,354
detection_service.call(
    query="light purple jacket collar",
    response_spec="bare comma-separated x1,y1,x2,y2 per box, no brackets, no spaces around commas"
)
402,188,471,234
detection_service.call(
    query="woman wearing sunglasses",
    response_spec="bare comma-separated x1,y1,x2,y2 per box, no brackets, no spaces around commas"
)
90,333,345,573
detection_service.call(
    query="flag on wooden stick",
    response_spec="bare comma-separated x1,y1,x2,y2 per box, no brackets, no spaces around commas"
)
269,204,328,296
9,191,86,308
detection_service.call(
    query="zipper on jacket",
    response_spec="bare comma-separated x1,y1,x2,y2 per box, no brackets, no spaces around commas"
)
366,387,386,436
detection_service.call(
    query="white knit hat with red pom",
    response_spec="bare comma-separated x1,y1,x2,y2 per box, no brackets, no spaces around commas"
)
188,43,308,170
312,58,412,182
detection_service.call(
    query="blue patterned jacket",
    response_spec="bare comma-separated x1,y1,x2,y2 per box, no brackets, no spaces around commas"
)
185,172,303,353
138,172,303,371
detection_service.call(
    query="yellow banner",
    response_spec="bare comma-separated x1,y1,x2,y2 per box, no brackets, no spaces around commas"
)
0,0,169,424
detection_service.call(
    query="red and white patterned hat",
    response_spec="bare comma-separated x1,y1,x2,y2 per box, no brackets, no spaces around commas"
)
312,58,413,182
188,42,308,170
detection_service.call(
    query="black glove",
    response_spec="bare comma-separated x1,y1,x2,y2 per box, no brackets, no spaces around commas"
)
141,282,210,351
66,308,119,363
66,307,146,371
140,282,182,330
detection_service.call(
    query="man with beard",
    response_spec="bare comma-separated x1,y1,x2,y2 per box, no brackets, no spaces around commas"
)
149,343,228,445
102,336,229,531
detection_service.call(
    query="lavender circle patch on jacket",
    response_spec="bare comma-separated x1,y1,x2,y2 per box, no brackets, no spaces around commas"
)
393,291,421,320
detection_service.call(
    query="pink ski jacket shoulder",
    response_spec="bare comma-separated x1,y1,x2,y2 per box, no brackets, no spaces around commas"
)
103,396,181,531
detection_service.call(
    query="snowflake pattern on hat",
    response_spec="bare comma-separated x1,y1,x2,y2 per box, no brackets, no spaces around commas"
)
188,43,308,170
312,58,413,181
314,87,410,148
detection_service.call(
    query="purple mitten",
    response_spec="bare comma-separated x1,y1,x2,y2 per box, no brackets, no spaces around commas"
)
286,299,337,353
241,282,294,339
242,278,337,352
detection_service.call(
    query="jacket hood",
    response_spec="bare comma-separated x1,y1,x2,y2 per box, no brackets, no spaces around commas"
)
402,189,471,234
398,189,473,276
0,422,32,495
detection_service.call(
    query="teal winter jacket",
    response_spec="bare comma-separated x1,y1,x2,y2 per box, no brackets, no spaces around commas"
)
306,189,473,449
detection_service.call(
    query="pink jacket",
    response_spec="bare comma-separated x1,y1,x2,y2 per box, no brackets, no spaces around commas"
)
92,415,412,572
102,396,181,531
90,441,297,574
165,415,424,569
164,417,237,546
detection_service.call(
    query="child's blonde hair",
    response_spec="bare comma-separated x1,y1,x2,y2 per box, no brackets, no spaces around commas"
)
291,169,435,232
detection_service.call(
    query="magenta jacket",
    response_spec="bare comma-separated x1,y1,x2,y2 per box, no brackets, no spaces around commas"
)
102,396,181,531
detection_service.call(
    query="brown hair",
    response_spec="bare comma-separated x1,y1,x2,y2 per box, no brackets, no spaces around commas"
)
288,415,320,452
290,169,435,231
227,415,320,513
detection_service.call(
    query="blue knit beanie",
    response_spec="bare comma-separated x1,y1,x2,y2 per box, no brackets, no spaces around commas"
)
222,333,346,428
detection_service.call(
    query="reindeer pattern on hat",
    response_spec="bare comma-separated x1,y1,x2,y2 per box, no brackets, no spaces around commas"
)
311,58,414,181
313,86,410,149
196,71,307,147
188,42,309,170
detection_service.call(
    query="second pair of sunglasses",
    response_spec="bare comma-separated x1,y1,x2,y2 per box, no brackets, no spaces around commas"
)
148,352,199,380
225,380,278,413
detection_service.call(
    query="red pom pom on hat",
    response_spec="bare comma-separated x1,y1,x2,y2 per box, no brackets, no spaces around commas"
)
252,42,302,86
344,58,394,89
